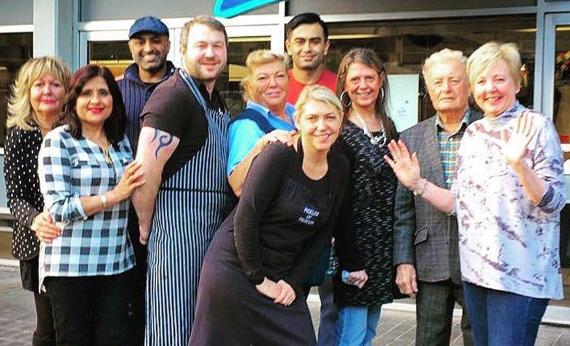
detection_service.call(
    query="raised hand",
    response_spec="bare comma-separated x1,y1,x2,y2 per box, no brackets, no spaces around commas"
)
502,112,536,168
384,139,422,190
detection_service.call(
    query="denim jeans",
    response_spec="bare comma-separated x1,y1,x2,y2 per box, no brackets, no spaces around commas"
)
463,281,548,346
317,276,338,346
336,305,382,346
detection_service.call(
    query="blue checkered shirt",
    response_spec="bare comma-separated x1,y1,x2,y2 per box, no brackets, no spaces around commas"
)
38,125,135,288
436,110,470,189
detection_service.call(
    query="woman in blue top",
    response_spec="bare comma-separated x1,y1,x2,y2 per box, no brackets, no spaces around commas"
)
227,49,296,196
38,64,144,346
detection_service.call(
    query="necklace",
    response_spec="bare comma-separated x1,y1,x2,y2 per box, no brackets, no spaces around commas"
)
354,111,387,147
102,146,112,164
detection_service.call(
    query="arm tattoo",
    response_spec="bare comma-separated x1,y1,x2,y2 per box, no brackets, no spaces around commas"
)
152,128,174,158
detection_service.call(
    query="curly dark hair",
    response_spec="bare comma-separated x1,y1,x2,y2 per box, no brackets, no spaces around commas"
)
62,64,127,146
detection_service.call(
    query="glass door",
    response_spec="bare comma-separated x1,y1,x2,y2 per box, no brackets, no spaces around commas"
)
542,13,570,311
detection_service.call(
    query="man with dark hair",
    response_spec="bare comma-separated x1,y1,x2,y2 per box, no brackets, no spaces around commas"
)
117,15,175,346
285,12,338,346
285,12,336,104
132,15,235,345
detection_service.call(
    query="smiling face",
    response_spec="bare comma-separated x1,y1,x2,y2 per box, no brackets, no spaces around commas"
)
425,60,470,115
296,100,342,153
286,23,330,71
472,59,520,118
128,33,170,76
30,73,66,119
181,23,227,83
248,60,288,113
344,62,383,111
76,76,113,129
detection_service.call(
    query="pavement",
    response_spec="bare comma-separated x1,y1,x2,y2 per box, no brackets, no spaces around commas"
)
1,265,569,346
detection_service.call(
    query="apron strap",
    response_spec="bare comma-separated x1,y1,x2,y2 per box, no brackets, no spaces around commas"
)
179,69,208,113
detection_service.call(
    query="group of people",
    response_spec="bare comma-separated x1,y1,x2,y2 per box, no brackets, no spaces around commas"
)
4,10,565,346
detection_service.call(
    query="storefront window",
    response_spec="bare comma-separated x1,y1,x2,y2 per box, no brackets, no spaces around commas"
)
325,15,536,126
216,37,271,116
553,25,570,144
0,32,33,147
88,40,132,77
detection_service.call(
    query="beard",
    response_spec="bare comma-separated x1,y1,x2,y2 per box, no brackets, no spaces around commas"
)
183,56,226,82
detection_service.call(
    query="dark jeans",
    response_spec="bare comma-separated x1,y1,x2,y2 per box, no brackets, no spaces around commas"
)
32,291,56,346
21,257,56,346
127,208,146,346
463,281,548,346
45,270,132,346
416,280,472,346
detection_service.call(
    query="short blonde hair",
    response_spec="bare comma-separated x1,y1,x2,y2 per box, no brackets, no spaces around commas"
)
466,41,521,88
422,48,467,84
241,50,288,102
295,85,343,122
7,56,71,130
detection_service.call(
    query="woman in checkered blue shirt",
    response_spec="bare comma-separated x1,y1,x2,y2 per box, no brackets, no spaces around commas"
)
37,64,145,346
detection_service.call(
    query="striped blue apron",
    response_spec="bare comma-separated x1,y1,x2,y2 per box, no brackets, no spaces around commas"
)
145,70,234,346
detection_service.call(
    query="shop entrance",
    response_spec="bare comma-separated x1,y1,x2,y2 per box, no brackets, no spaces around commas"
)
541,12,570,320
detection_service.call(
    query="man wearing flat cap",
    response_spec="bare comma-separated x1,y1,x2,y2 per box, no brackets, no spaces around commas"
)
117,15,175,346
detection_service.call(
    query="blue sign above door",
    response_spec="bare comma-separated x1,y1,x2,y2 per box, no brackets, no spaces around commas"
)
213,0,285,18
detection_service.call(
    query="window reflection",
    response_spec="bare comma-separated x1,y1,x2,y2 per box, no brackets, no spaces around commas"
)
326,15,536,123
88,41,132,77
554,26,570,144
216,37,271,116
0,32,33,147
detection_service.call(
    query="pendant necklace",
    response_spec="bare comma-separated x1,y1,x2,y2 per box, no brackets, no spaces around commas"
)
354,111,387,147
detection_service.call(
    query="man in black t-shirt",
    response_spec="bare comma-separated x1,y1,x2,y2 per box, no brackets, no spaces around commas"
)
131,16,234,344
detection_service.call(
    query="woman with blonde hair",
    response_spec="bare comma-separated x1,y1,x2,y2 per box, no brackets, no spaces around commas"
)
227,49,296,196
4,56,70,346
386,42,565,345
191,86,360,345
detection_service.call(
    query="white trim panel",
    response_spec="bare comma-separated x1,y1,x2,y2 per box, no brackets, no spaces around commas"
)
0,25,33,33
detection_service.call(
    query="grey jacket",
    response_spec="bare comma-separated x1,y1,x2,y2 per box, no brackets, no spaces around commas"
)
392,109,482,283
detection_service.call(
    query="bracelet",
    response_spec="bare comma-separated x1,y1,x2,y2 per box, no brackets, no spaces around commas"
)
412,178,428,197
100,194,108,209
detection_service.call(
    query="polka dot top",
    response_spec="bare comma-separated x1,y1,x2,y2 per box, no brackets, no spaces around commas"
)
4,126,43,260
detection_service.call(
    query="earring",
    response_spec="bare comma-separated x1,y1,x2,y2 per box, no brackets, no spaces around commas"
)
340,90,352,108
380,88,385,101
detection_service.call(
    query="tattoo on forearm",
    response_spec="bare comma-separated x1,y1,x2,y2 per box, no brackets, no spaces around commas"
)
152,128,174,158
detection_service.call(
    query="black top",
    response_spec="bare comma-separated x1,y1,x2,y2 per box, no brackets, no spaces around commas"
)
4,126,43,260
229,142,351,294
333,121,398,307
141,70,226,179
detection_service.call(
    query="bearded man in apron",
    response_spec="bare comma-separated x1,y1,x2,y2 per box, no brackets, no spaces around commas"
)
132,15,235,346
